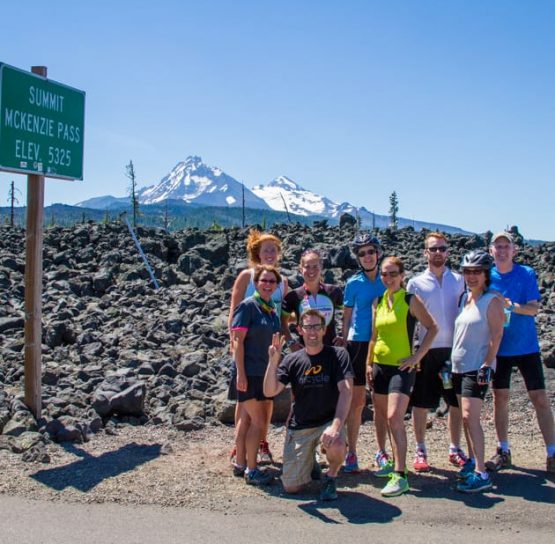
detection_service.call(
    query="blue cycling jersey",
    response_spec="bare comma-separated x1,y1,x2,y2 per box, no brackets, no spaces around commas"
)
490,263,540,356
343,271,385,341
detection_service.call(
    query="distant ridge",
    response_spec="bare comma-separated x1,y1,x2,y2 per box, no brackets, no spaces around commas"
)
76,155,470,234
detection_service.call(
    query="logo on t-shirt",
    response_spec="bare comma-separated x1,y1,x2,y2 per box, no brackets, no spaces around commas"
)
304,365,322,376
299,294,334,325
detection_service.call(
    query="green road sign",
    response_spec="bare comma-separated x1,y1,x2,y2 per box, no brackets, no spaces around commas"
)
0,63,85,180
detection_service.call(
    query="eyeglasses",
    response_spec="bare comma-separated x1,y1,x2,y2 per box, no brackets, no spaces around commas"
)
258,278,277,284
358,249,377,257
301,323,324,331
380,270,400,278
426,246,448,253
462,269,485,276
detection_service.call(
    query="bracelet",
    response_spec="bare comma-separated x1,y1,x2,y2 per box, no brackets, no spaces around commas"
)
508,303,516,312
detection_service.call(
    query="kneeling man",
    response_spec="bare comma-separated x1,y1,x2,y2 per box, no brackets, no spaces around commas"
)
264,309,353,500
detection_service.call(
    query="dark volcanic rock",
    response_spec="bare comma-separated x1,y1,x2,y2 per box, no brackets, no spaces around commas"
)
0,222,553,451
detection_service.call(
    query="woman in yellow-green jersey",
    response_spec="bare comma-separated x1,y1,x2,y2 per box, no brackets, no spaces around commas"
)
366,256,438,497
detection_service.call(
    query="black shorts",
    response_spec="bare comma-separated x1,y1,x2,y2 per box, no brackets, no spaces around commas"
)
453,371,488,400
372,364,416,397
493,352,545,391
227,372,271,402
347,341,369,386
411,348,458,409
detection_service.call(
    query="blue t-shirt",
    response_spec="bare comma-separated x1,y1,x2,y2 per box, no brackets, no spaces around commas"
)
343,271,385,342
231,296,281,376
490,263,541,356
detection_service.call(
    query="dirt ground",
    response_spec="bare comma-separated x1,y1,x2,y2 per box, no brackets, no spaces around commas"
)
0,372,553,514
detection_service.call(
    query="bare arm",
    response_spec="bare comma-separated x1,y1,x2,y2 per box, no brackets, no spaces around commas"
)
399,295,438,371
484,297,505,367
365,301,378,385
341,306,353,340
232,329,248,392
228,270,251,335
321,378,353,446
505,298,539,317
263,333,286,397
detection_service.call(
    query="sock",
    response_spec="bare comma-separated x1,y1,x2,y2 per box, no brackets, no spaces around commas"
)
396,470,406,478
498,441,510,452
478,471,489,480
416,443,426,454
546,444,555,457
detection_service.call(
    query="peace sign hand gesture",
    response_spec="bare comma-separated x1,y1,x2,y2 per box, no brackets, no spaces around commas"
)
268,333,284,366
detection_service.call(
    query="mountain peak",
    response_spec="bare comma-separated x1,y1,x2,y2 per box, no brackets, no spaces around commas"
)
268,176,301,190
183,155,203,169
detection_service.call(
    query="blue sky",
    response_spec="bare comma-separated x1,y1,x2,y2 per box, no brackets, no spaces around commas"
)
1,1,554,240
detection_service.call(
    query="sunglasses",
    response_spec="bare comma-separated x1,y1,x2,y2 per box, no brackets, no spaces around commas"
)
358,249,377,257
462,269,485,276
427,246,448,253
301,323,324,331
380,270,400,278
258,278,277,284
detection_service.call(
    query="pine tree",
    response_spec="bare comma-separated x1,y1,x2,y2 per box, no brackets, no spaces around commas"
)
389,191,399,230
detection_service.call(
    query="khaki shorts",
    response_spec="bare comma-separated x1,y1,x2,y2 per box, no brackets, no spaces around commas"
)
281,423,346,488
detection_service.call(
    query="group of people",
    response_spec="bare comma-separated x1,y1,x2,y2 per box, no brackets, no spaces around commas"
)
227,228,555,500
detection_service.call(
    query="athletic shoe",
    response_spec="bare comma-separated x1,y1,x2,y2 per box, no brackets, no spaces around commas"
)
342,452,360,474
456,458,476,480
232,463,246,477
547,454,555,474
258,441,273,465
381,472,409,497
374,453,394,478
413,449,431,472
448,449,468,468
485,448,512,472
311,461,323,480
244,468,273,486
319,475,338,501
457,472,493,493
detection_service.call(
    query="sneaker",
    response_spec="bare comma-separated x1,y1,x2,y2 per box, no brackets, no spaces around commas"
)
232,463,246,477
413,449,431,472
448,449,468,468
319,475,338,501
374,452,394,478
381,472,409,497
485,448,512,472
342,452,360,474
244,468,273,486
547,454,555,474
257,441,273,465
457,472,493,493
456,458,476,480
311,461,323,480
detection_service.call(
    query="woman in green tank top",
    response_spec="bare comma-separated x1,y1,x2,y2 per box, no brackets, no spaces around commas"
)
366,256,438,497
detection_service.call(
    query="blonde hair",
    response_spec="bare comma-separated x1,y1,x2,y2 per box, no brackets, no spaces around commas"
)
246,229,282,266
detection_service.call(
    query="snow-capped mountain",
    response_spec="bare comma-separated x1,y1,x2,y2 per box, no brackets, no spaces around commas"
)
76,155,468,233
138,156,269,209
252,176,351,217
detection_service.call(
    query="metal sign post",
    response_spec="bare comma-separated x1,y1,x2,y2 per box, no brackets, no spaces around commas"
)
0,63,86,420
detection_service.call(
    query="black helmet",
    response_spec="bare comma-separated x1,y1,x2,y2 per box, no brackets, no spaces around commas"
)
351,232,382,256
460,250,493,269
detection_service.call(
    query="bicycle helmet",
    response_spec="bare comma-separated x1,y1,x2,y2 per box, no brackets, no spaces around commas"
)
460,250,493,269
351,232,382,256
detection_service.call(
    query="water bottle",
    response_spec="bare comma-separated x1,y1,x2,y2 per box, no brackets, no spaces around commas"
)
440,361,453,389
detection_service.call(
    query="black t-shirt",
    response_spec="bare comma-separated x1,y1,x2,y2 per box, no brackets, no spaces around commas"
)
282,283,343,346
277,346,353,430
